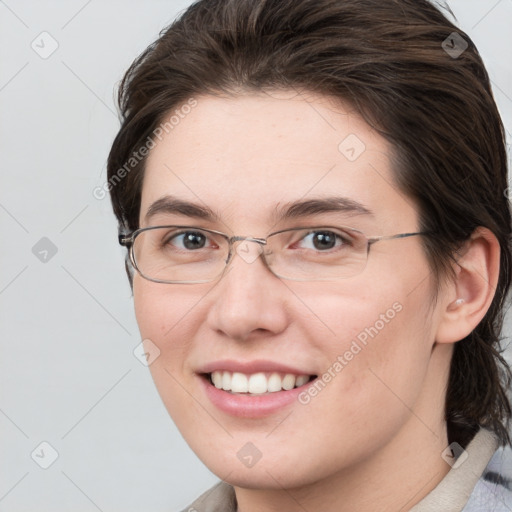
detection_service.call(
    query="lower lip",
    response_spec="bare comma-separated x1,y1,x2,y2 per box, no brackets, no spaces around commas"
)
199,375,313,418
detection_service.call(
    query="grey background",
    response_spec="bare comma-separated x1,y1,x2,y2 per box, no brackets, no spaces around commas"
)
1,1,511,511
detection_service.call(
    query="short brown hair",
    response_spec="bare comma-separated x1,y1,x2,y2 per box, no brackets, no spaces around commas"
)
107,0,512,446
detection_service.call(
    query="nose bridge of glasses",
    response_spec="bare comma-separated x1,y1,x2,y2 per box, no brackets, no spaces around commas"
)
229,235,267,245
224,235,269,267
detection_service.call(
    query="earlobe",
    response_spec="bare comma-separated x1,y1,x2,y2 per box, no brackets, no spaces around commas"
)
435,227,500,344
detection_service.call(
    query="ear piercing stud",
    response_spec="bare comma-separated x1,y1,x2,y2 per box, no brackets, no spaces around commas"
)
454,298,465,306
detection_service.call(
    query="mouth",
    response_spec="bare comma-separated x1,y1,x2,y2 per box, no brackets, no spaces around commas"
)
197,360,319,417
202,370,317,396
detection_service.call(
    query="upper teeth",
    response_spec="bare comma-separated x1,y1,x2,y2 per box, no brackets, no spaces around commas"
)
210,371,311,394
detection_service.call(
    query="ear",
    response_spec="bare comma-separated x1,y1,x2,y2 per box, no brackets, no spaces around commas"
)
435,227,500,344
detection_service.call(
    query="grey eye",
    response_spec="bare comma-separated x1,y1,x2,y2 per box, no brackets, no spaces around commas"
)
297,230,345,251
167,231,208,250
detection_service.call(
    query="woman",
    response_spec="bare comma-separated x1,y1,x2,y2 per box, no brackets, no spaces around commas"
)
107,0,512,510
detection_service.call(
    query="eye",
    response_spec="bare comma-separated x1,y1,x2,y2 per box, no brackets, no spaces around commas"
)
164,230,214,251
295,230,350,251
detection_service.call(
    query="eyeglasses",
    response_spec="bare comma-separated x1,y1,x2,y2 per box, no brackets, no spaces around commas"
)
118,225,430,284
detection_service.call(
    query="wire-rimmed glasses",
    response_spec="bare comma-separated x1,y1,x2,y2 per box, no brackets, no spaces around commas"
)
118,225,429,284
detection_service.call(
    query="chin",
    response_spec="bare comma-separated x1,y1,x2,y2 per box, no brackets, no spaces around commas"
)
186,438,331,490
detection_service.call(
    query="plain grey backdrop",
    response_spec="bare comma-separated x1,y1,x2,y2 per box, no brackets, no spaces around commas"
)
1,1,511,511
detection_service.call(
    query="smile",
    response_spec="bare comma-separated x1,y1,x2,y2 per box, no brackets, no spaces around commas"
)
208,370,315,395
197,360,319,417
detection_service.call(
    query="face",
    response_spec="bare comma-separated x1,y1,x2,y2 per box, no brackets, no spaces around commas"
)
134,92,449,489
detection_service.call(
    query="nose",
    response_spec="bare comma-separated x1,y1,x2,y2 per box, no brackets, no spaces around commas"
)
205,239,289,342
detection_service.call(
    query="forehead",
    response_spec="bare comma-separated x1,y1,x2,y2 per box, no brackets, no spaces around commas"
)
140,92,416,231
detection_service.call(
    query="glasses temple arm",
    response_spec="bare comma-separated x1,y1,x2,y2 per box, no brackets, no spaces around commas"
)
367,231,433,245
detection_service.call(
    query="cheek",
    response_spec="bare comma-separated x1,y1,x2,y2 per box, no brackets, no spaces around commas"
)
133,277,203,428
301,276,435,414
134,275,194,336
133,277,198,370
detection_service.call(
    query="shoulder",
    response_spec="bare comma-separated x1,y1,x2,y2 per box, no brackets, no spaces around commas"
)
463,443,512,511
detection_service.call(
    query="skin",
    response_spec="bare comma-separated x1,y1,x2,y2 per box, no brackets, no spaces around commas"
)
133,91,499,512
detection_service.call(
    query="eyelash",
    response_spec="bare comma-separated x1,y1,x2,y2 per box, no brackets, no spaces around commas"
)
293,231,346,251
165,231,217,250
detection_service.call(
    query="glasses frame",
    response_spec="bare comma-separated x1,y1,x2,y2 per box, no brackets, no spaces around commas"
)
119,224,431,284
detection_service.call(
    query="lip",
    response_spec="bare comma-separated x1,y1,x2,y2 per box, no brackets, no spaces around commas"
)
199,375,315,418
197,359,315,376
196,359,317,418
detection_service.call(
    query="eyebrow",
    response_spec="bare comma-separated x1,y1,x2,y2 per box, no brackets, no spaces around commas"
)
273,196,373,220
145,196,219,222
144,194,373,223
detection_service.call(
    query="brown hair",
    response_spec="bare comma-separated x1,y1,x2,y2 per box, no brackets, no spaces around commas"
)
107,0,512,447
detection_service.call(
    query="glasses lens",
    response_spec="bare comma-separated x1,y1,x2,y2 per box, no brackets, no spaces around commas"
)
132,227,227,283
266,226,368,280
